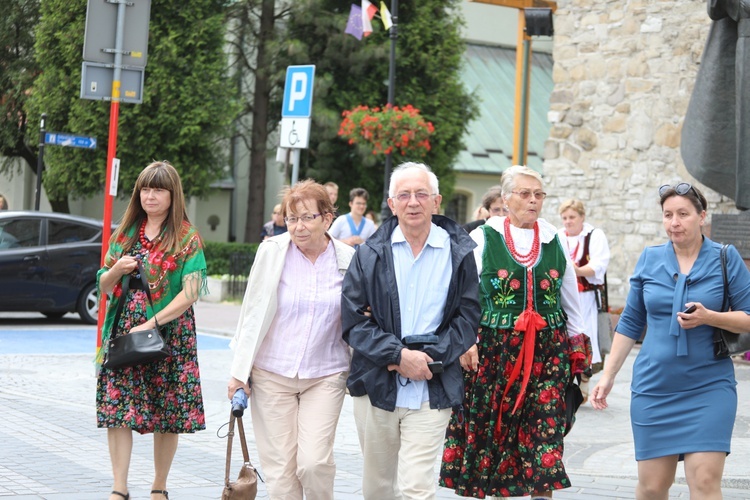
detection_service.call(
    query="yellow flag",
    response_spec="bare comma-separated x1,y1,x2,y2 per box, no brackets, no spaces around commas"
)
380,1,393,30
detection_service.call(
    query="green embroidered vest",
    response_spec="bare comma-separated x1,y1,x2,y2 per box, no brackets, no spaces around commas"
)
478,225,568,330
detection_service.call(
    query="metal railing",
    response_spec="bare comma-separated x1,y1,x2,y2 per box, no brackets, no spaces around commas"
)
228,252,253,300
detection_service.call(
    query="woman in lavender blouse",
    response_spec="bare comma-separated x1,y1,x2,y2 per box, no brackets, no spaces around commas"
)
227,180,355,499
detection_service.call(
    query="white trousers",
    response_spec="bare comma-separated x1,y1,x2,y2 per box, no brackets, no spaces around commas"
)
352,396,452,500
250,367,347,500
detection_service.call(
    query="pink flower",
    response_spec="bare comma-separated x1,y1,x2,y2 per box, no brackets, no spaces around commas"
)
549,269,559,278
498,269,509,279
540,279,551,290
509,279,521,290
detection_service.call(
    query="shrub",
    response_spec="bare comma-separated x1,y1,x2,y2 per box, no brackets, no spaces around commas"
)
203,241,259,276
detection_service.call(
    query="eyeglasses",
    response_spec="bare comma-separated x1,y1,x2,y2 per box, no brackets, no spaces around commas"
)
284,213,322,225
511,190,547,200
659,183,706,210
393,191,435,203
488,206,505,215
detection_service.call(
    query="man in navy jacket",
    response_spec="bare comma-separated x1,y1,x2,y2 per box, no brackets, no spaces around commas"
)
342,162,480,499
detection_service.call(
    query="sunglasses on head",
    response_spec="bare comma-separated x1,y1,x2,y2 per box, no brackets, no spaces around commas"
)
658,183,706,209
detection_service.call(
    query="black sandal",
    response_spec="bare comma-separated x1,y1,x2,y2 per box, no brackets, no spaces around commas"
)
151,490,169,499
111,491,130,500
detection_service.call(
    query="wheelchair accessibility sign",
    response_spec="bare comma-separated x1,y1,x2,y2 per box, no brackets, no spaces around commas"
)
280,65,315,148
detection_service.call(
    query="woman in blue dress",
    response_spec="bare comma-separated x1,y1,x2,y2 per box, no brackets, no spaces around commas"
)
591,183,750,499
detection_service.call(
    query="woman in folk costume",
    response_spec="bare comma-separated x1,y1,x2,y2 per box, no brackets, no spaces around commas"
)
440,165,591,499
558,198,611,398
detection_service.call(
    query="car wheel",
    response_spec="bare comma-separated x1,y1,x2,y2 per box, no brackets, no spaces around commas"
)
41,311,66,320
77,282,99,325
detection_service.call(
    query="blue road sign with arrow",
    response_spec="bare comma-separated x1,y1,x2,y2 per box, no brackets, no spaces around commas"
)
45,132,97,149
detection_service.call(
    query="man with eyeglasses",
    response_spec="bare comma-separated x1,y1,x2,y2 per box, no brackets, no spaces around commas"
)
329,187,376,248
341,162,481,499
260,204,287,241
463,184,506,233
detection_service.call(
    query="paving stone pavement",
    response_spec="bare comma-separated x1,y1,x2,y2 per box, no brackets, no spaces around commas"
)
1,301,749,499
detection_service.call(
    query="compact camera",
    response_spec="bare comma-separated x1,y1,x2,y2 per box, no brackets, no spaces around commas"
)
231,388,248,417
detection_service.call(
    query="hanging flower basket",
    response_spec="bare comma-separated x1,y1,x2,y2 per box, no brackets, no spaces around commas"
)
338,104,435,157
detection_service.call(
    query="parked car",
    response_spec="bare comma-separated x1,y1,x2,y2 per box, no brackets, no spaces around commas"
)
0,211,116,324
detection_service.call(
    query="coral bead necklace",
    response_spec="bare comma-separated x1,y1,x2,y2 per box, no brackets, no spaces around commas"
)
503,217,540,267
139,219,158,250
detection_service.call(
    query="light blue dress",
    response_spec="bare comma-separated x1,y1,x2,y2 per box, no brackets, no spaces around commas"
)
616,237,750,460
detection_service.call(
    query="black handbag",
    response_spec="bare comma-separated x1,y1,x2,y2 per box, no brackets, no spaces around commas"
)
564,372,583,436
222,410,259,500
713,244,750,359
102,260,171,370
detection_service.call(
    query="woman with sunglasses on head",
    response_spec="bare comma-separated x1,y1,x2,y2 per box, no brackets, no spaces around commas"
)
440,165,591,499
227,180,355,499
591,182,750,499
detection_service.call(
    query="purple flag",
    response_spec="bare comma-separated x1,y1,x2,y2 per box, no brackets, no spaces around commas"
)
345,4,364,40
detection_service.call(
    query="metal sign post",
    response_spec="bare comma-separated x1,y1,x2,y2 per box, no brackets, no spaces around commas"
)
82,0,151,359
35,114,46,211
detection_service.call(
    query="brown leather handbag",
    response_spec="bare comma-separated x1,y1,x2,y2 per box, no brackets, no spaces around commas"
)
221,411,259,500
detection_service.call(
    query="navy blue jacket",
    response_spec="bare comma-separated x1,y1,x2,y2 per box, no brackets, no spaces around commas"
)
341,214,481,411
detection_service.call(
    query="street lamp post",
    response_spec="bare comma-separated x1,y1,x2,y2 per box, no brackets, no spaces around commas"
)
380,0,398,222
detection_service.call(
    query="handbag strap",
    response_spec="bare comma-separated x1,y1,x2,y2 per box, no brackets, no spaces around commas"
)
224,412,253,487
236,413,252,464
111,259,160,337
720,244,730,313
111,275,131,335
224,414,236,487
136,259,160,328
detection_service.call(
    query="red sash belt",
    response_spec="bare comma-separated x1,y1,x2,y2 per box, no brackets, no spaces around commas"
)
495,269,548,436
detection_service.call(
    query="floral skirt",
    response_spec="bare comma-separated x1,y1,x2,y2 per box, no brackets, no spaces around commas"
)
439,325,572,498
96,289,206,435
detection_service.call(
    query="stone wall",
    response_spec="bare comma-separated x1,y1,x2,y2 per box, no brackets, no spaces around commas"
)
540,0,738,307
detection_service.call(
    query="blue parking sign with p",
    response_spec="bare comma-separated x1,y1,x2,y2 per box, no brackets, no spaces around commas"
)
282,65,315,118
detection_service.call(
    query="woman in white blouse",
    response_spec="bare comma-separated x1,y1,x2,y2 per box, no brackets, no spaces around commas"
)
227,180,355,500
558,199,611,396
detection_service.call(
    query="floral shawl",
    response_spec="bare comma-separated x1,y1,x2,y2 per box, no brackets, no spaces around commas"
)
95,221,207,365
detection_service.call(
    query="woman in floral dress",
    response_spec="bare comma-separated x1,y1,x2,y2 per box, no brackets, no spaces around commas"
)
96,161,207,500
439,165,591,499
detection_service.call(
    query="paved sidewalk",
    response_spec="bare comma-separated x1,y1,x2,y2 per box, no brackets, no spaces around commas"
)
0,300,748,499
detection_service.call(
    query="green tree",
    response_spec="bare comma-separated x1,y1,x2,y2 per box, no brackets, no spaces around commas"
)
0,0,40,172
277,0,478,213
226,0,291,242
26,0,239,212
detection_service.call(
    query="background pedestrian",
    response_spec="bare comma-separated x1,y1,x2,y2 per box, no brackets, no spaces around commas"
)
260,203,287,240
329,187,376,248
558,198,611,398
463,184,505,233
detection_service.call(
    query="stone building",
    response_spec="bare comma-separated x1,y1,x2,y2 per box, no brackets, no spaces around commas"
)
539,0,739,307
